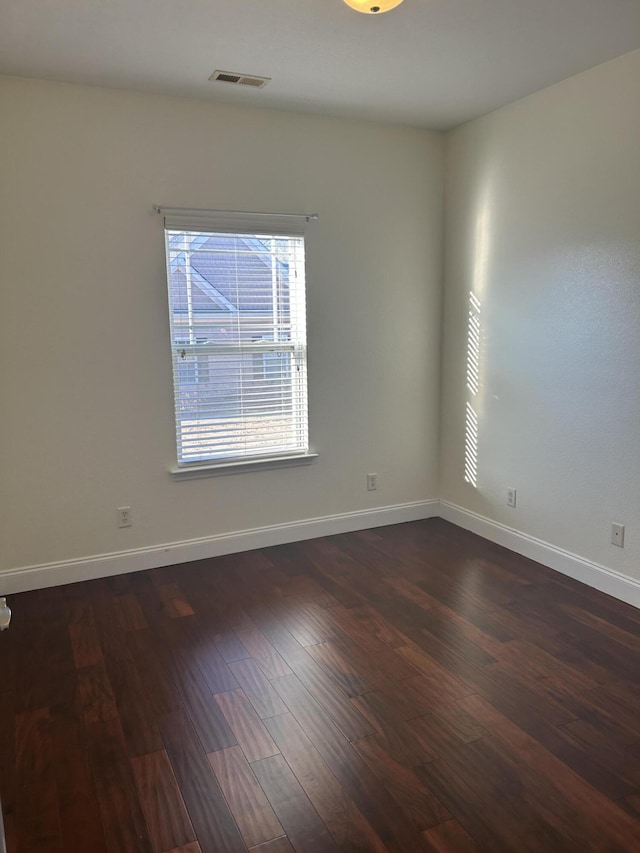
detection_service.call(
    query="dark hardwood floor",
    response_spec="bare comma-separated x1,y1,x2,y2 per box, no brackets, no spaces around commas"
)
2,518,640,852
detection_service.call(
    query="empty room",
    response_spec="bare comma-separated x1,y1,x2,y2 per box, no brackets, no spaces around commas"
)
1,1,640,851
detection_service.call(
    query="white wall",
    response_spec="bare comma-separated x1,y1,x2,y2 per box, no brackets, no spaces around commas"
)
0,77,444,580
441,50,640,584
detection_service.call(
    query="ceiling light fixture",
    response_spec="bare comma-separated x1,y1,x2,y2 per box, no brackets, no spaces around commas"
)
343,0,404,13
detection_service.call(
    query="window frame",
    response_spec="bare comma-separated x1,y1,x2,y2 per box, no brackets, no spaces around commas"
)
161,209,317,477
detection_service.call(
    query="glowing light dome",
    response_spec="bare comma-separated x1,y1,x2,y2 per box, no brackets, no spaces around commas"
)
343,0,404,14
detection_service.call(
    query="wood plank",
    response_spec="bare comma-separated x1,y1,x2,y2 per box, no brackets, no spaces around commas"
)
491,637,597,699
126,629,184,718
234,627,293,679
433,703,489,744
418,605,501,666
304,537,392,604
15,708,62,852
84,715,153,852
350,603,412,649
92,593,133,663
406,629,578,730
77,663,119,726
228,658,289,719
155,582,195,619
306,641,374,697
276,571,339,603
560,681,640,744
158,710,246,853
248,837,295,852
105,652,165,757
323,604,420,681
425,736,569,849
2,811,16,853
244,613,376,741
269,597,334,647
51,699,108,853
304,564,364,609
530,721,636,801
458,693,640,850
410,713,468,761
265,712,390,853
174,617,240,694
561,716,640,789
353,734,450,830
0,690,17,849
394,644,476,703
69,603,104,669
350,692,437,766
251,754,338,853
214,689,280,762
208,745,284,848
408,708,489,762
382,576,438,613
422,819,479,852
114,593,148,631
271,673,433,853
361,676,460,723
212,627,252,663
415,758,502,850
131,750,196,853
163,648,238,754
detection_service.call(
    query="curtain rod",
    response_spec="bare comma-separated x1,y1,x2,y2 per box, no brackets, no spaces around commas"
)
153,205,318,222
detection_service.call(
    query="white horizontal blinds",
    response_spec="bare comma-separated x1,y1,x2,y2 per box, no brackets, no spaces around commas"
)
165,223,308,464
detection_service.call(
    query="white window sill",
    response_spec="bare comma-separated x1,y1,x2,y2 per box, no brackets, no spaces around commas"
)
170,451,319,480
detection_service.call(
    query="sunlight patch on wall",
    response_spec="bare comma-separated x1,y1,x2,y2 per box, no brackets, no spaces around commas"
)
464,400,479,486
472,201,491,300
466,291,481,395
464,293,481,488
463,186,492,488
464,291,481,486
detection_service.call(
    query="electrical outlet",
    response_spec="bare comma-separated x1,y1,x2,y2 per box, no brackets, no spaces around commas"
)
117,506,132,528
367,473,378,491
506,488,517,508
611,522,625,548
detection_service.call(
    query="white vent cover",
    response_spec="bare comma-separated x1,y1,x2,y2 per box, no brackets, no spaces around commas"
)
209,70,271,88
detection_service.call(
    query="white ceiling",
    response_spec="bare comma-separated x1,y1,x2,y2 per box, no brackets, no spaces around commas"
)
1,0,639,130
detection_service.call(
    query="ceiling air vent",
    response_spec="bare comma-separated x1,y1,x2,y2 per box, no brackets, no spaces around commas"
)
209,70,271,88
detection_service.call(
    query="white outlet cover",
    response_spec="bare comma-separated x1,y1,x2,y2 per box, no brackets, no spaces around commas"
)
611,522,625,547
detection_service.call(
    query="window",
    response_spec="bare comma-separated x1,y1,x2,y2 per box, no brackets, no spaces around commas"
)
163,212,310,468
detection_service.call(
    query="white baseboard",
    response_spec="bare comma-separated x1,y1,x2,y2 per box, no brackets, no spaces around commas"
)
0,500,440,595
4,498,639,610
440,500,640,610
